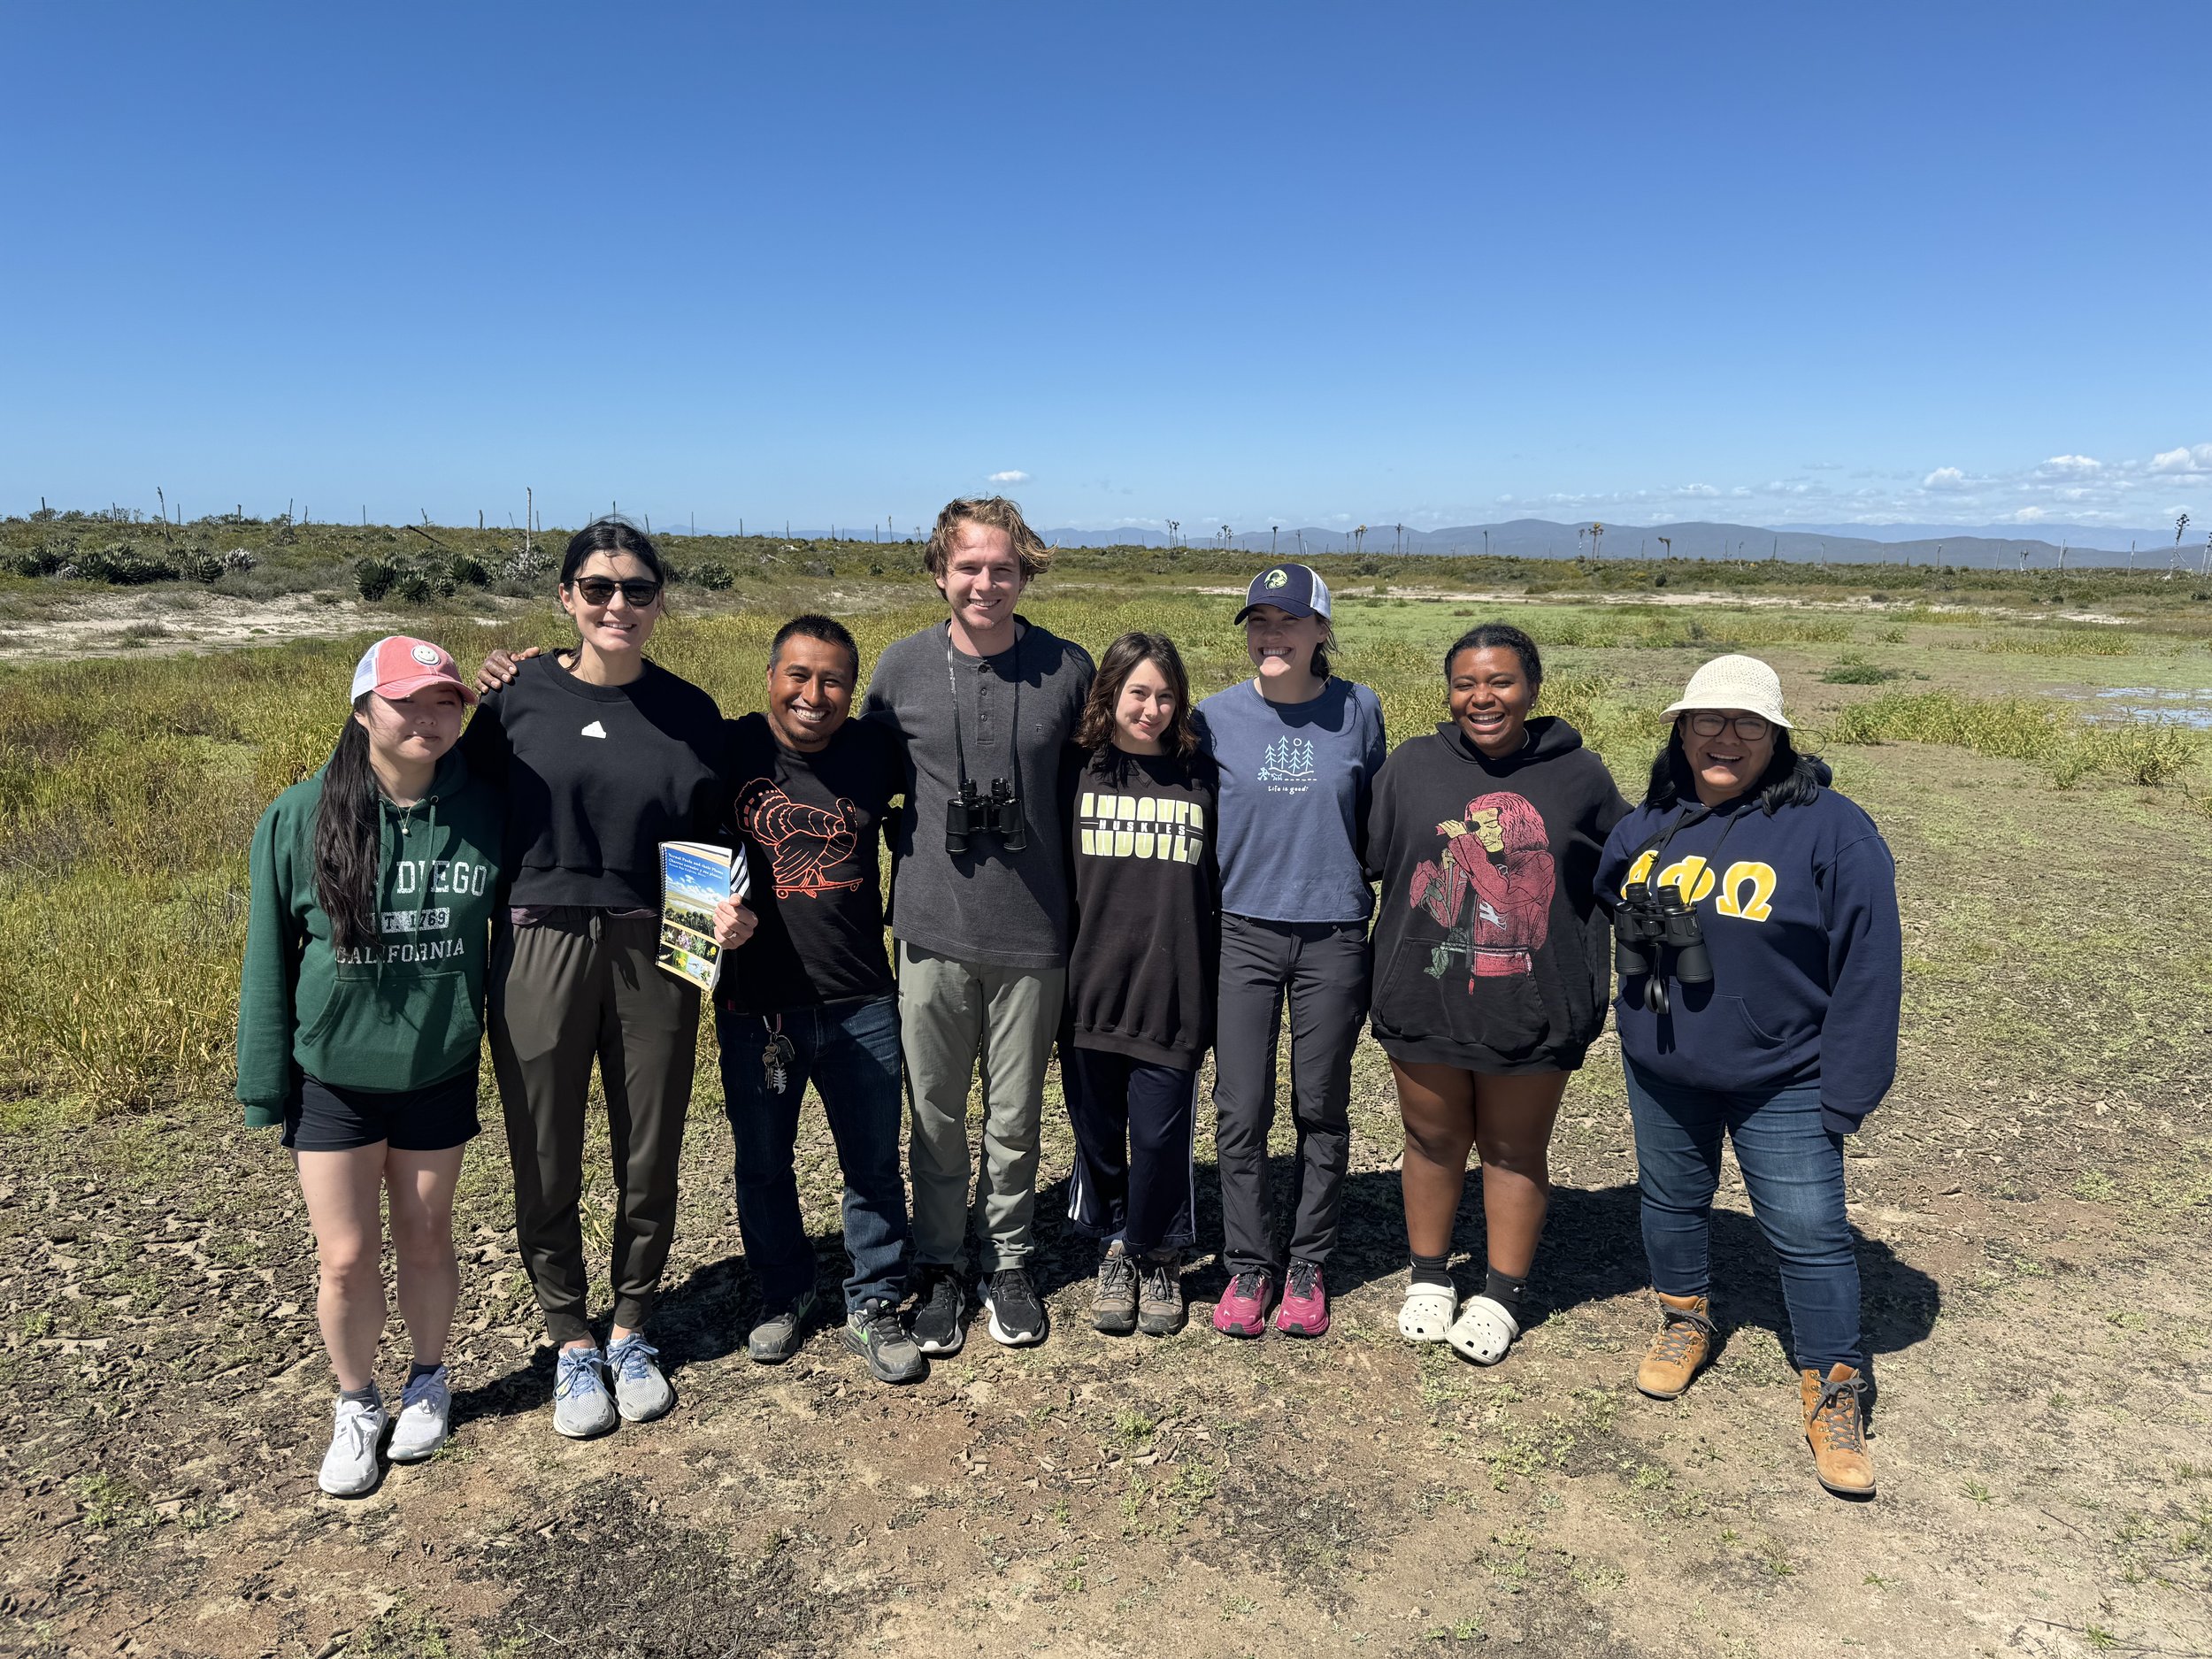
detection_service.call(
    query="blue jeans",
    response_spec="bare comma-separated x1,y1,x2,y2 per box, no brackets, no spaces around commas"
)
716,995,909,1315
1623,1061,1861,1373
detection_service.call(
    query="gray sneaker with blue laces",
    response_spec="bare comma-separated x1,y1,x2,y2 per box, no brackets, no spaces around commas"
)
605,1333,674,1423
552,1344,617,1440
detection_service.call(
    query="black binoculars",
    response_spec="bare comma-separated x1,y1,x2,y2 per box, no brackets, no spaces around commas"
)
946,779,1025,856
1614,877,1713,1013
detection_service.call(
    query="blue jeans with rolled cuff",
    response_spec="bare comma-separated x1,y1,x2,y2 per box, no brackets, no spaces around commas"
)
715,994,910,1316
1623,1059,1862,1374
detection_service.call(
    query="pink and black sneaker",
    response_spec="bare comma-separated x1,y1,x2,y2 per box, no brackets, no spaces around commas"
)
1274,1261,1329,1338
1210,1270,1272,1338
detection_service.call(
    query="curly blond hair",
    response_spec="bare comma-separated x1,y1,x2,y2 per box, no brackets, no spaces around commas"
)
924,495,1054,580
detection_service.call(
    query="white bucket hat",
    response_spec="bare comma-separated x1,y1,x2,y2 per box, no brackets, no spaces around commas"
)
1663,654,1792,729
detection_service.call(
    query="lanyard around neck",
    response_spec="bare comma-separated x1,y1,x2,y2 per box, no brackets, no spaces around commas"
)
944,623,1021,791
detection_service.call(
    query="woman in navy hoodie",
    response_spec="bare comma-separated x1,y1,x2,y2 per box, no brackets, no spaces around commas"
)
1596,655,1901,1500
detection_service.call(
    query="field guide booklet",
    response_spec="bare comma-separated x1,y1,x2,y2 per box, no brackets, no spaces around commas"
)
657,841,749,993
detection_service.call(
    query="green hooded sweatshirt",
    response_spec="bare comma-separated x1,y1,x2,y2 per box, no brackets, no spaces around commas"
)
235,747,504,1125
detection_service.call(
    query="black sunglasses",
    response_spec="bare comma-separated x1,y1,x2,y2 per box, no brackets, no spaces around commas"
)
570,577,663,608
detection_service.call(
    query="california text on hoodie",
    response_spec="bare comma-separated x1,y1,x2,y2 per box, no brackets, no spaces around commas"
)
1364,717,1630,1074
236,748,504,1124
1595,784,1901,1135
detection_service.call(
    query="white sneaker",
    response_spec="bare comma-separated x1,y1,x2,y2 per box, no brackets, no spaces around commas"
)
388,1365,451,1463
318,1394,388,1496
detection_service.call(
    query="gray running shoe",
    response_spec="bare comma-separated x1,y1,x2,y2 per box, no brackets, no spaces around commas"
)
1137,1251,1187,1337
909,1266,967,1356
552,1345,617,1440
1094,1241,1138,1335
605,1333,674,1424
844,1297,926,1384
318,1394,388,1496
749,1289,820,1364
387,1365,451,1463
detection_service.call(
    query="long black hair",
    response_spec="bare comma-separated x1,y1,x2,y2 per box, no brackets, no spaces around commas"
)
1642,719,1832,814
312,697,384,951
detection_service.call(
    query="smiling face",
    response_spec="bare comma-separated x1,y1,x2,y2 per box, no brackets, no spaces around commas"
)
935,521,1027,643
1112,658,1176,754
1243,604,1328,684
1448,645,1537,757
559,550,664,656
764,634,856,753
1679,710,1778,806
354,685,466,769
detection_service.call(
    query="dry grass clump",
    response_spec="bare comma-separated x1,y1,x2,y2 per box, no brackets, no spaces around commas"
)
1823,687,2200,788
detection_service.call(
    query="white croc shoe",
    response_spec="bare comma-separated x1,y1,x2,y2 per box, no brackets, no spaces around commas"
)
1398,1282,1457,1342
1447,1294,1519,1365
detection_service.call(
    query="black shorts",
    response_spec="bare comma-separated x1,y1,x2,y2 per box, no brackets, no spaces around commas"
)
282,1069,481,1153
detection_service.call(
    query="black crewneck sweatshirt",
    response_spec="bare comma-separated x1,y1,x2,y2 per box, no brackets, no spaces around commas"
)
460,652,727,910
1363,717,1630,1073
1062,746,1221,1068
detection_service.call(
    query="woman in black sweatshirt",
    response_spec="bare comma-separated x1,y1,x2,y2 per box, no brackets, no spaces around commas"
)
462,518,729,1440
1364,624,1628,1365
1060,632,1220,1339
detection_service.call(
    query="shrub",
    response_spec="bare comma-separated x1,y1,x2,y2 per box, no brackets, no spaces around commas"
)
2109,725,2198,787
1821,653,1901,686
692,560,734,591
355,557,397,602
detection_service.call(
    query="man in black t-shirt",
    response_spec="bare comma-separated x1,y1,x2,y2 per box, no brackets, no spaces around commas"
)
710,616,924,1386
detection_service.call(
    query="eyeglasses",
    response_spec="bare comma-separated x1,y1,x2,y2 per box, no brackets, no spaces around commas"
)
570,577,663,608
1685,712,1772,741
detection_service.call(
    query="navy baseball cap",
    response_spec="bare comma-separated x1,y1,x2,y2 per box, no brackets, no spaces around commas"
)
1234,563,1333,623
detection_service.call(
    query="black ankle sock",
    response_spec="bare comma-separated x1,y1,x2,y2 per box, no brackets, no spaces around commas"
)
1410,1252,1453,1290
406,1361,442,1384
339,1382,380,1408
1483,1265,1529,1310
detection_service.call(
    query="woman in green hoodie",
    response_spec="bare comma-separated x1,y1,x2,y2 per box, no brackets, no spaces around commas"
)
236,636,504,1497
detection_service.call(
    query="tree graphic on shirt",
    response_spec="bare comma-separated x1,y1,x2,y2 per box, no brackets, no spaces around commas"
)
1256,736,1316,782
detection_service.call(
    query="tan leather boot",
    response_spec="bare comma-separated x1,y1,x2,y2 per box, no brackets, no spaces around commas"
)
1800,1363,1876,1496
1635,1293,1713,1400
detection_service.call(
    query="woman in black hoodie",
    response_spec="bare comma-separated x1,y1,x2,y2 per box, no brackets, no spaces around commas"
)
1365,624,1628,1364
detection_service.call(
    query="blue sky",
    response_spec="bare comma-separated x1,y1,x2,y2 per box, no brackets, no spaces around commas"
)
4,4,2207,535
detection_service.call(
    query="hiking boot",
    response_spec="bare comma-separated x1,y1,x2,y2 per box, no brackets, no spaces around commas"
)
552,1344,617,1440
318,1393,388,1497
605,1333,674,1424
1136,1251,1186,1337
845,1297,926,1384
1094,1241,1139,1335
980,1266,1048,1348
1274,1261,1330,1338
387,1365,451,1463
1800,1363,1876,1497
909,1266,967,1356
749,1288,820,1364
1636,1293,1715,1401
1211,1270,1271,1338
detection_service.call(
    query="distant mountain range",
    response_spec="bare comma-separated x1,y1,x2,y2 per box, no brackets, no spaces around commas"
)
1041,518,2189,569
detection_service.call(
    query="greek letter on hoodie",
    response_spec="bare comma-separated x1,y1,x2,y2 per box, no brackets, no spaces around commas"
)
234,748,503,1124
1595,784,1901,1134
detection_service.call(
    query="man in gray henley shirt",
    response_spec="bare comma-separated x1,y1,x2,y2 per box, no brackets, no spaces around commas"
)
861,496,1093,1352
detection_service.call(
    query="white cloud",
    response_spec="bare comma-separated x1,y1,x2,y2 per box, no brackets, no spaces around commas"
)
1678,482,1719,497
987,470,1031,485
2149,444,2212,476
1922,466,1970,491
2038,454,2102,478
2003,507,2048,523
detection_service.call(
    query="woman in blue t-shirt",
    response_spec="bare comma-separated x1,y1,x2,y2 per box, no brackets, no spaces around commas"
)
1192,564,1386,1340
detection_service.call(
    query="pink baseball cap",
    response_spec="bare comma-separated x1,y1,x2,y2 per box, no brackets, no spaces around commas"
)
349,635,478,706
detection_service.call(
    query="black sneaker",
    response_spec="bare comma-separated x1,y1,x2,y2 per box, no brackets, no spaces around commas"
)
748,1287,819,1364
1136,1250,1187,1337
844,1297,926,1384
979,1266,1048,1348
909,1266,967,1356
1094,1242,1139,1336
